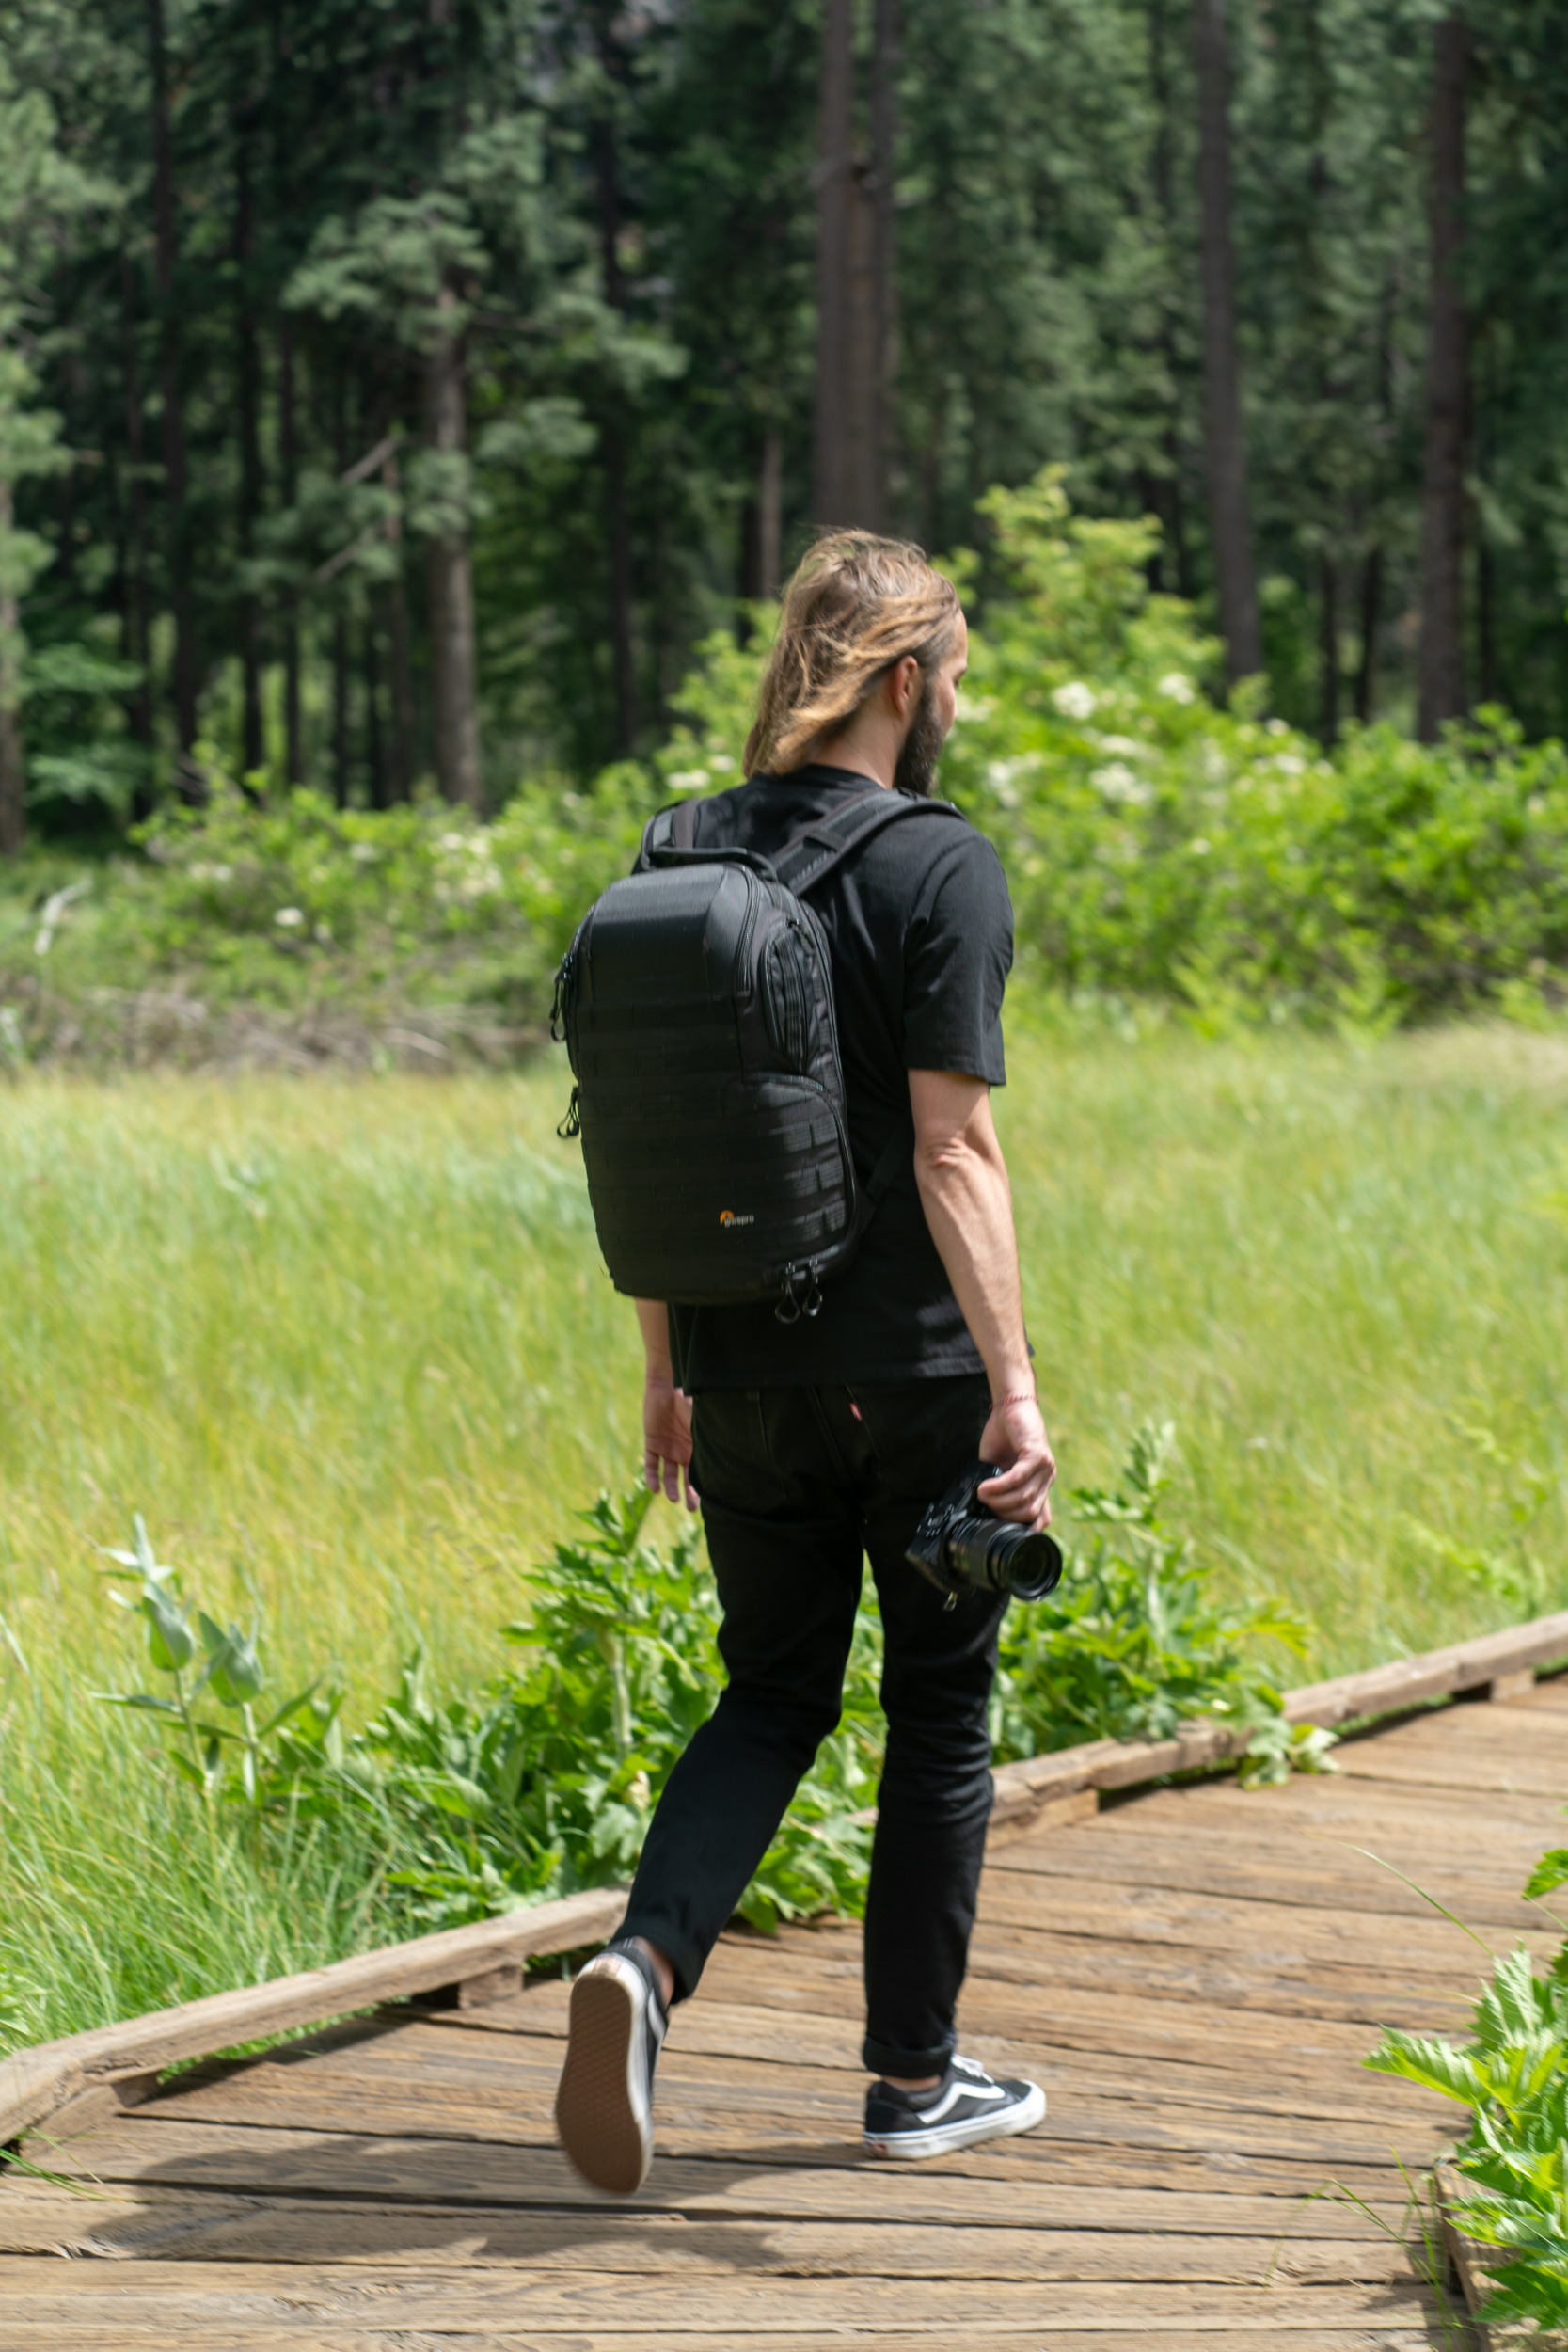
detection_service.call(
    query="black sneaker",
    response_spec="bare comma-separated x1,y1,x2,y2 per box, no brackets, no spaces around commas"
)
554,1939,669,2195
863,2052,1046,2161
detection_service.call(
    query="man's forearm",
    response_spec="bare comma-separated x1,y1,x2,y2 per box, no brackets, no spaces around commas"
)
635,1298,674,1383
908,1070,1033,1400
915,1143,1032,1397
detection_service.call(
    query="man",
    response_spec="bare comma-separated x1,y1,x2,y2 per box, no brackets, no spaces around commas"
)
554,532,1056,2193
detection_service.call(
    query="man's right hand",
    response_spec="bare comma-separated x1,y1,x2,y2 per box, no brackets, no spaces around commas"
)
644,1375,698,1512
976,1393,1055,1531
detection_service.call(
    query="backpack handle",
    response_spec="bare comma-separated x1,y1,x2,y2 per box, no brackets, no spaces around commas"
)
645,843,779,879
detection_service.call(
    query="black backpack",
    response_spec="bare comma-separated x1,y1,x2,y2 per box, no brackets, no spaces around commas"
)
553,787,966,1320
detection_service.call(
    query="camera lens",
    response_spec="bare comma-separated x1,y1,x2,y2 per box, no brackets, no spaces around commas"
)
949,1518,1063,1602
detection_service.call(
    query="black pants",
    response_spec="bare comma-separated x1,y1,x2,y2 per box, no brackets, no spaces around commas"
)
619,1374,1006,2078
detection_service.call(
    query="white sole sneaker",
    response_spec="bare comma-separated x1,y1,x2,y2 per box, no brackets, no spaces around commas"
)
864,2068,1046,2161
554,1951,666,2195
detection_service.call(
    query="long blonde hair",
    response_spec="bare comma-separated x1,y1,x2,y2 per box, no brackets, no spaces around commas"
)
744,532,962,775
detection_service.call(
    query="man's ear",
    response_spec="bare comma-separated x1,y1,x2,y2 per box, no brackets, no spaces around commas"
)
888,654,923,721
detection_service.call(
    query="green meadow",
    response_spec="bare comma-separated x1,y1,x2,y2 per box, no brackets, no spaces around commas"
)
5,1016,1568,2045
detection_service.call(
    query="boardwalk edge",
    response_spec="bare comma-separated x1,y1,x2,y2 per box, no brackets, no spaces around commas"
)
6,1604,1568,2153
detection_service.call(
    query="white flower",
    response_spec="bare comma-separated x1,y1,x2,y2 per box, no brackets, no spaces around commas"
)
437,832,467,851
1274,754,1306,776
667,769,709,790
1089,734,1148,756
349,842,379,865
1157,673,1195,704
1052,680,1098,720
1092,762,1151,807
1266,717,1290,737
274,907,305,929
1189,836,1212,856
708,753,736,772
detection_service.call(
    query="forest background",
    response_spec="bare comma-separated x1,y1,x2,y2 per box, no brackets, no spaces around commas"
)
0,0,1564,864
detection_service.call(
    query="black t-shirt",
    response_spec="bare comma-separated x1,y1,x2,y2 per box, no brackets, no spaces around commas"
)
663,764,1014,1390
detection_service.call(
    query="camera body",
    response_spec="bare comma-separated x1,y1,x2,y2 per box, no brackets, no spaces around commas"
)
905,1464,1064,1605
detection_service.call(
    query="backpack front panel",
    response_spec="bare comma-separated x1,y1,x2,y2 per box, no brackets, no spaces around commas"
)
562,865,858,1304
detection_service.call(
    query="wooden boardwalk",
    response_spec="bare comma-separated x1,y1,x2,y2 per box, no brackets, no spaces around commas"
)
6,1678,1568,2348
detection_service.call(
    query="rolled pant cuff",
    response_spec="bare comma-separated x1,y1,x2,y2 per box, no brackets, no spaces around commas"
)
615,1909,705,2007
862,2028,957,2078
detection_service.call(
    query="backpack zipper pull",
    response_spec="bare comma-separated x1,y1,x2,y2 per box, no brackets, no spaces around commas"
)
557,1086,581,1140
550,951,574,1042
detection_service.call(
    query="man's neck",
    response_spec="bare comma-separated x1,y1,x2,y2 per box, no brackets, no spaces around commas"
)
810,718,899,790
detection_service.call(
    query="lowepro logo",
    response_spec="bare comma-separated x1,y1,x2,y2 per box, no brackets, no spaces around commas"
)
719,1210,756,1229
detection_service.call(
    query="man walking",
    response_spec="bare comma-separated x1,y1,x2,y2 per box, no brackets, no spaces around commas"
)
554,532,1055,2193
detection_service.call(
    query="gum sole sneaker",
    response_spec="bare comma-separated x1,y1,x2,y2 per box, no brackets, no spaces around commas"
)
554,1944,668,2195
863,2052,1046,2161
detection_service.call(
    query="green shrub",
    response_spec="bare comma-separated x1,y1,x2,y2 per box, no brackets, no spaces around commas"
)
87,1429,1323,1959
940,469,1568,1026
990,1422,1334,1786
1369,1937,1568,2336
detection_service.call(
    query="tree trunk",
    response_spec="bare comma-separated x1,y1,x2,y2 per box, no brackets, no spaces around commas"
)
278,319,302,784
149,0,198,763
423,282,482,808
1478,532,1498,706
759,425,782,597
383,443,414,802
0,484,24,856
365,612,387,809
812,0,886,531
594,104,635,753
1354,544,1382,724
1192,0,1260,685
868,0,898,528
1318,553,1339,745
813,0,853,526
120,251,154,784
236,123,264,781
1417,13,1468,741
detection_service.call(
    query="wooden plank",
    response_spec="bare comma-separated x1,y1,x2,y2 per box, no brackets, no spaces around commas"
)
19,2114,1418,2206
1285,1613,1568,1727
0,2331,1458,2351
982,1825,1545,1930
0,2196,1420,2283
0,1887,625,2148
65,2058,1445,2172
973,1871,1555,1977
0,2255,1453,2330
0,2176,1410,2249
143,2008,1449,2142
432,1976,1397,2091
1094,1773,1564,1849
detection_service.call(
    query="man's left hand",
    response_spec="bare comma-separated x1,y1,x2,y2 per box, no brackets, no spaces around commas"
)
644,1375,698,1511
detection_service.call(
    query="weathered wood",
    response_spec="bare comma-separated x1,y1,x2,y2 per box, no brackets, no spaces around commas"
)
0,2176,1409,2249
0,2333,1456,2352
0,2192,1418,2282
987,1784,1098,1840
1286,1614,1568,1728
1435,2164,1501,2350
0,2255,1450,2329
22,2113,1415,2206
0,1886,624,2148
137,2006,1446,2144
983,1824,1546,1930
1489,1667,1536,1704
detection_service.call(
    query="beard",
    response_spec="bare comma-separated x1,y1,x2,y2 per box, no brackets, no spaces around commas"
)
893,682,948,798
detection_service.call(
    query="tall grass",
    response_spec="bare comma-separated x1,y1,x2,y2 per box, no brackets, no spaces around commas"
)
5,1018,1568,2044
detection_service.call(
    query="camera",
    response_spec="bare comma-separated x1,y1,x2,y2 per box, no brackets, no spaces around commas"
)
905,1465,1064,1605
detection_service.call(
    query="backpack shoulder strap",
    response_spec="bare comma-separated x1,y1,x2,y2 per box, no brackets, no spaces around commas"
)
636,799,701,870
772,790,966,897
